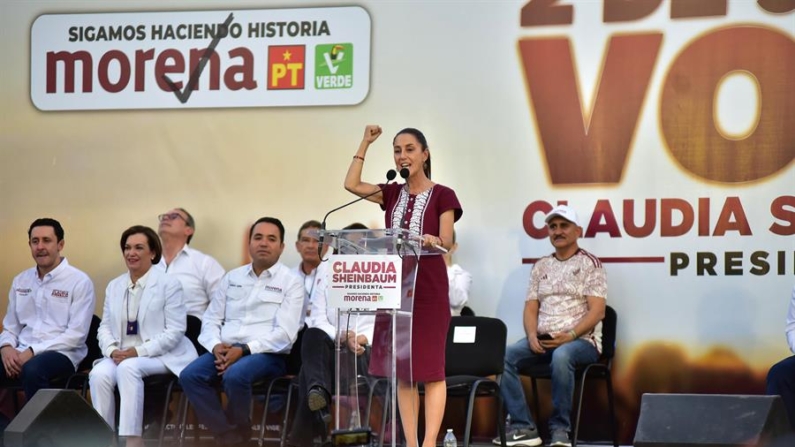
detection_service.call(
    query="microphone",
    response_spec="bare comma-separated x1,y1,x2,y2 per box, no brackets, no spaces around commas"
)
399,168,409,179
318,169,397,258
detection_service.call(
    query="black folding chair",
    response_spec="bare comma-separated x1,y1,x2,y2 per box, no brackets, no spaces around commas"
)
65,314,104,397
443,316,508,447
376,316,508,447
4,314,103,409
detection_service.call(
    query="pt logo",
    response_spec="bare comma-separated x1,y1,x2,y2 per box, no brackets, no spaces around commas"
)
268,45,305,90
315,43,353,89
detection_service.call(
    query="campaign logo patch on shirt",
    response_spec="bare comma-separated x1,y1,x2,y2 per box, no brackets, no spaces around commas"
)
264,285,283,293
51,289,69,298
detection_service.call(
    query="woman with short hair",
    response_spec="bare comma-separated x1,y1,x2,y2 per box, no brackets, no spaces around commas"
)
90,225,197,447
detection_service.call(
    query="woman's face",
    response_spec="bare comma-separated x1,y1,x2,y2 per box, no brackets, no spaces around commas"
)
393,133,428,178
123,232,153,275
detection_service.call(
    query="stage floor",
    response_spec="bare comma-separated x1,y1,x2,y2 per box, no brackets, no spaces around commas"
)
133,441,627,447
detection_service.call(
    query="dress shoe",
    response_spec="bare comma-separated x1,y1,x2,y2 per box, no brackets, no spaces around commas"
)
307,386,329,412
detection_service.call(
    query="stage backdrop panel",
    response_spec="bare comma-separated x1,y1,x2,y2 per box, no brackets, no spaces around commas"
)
1,0,793,442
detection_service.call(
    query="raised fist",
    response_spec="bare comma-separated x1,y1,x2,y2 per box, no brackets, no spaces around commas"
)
363,124,382,143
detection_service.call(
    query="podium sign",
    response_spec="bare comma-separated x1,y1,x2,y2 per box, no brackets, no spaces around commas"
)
327,254,402,309
315,228,445,445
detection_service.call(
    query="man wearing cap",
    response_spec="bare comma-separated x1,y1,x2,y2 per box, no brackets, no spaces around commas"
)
494,205,607,447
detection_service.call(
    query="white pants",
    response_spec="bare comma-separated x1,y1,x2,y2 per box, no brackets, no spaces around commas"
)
89,357,170,436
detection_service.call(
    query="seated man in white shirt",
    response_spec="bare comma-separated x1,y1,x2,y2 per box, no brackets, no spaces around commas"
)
288,223,375,447
156,208,225,324
145,208,225,433
180,217,304,446
0,218,95,420
444,230,472,315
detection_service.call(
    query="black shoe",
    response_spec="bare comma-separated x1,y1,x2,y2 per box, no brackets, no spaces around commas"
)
142,409,173,439
142,421,162,439
216,426,249,446
307,386,329,412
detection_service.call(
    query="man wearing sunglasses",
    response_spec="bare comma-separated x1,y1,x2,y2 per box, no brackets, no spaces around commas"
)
156,208,225,320
145,208,224,436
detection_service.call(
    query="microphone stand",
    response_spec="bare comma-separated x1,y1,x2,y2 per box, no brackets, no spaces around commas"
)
319,170,397,260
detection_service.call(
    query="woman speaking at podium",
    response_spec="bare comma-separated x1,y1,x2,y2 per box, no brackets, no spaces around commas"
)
344,125,463,447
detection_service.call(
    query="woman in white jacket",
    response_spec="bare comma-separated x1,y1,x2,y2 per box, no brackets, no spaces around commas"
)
89,225,197,447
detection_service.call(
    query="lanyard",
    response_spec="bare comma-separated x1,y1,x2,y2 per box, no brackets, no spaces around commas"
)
125,284,144,336
304,269,316,300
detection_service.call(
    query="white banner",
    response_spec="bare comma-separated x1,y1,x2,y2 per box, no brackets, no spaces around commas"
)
327,254,402,310
30,6,371,110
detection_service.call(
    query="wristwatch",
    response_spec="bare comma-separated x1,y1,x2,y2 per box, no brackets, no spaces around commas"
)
238,343,251,357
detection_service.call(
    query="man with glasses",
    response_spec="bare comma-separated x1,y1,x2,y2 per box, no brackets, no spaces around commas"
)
156,208,224,320
146,208,224,436
292,220,328,324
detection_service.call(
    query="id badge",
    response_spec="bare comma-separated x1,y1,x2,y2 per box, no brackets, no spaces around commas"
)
126,320,139,335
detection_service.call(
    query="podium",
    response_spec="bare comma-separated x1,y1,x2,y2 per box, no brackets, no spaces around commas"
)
318,228,445,446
